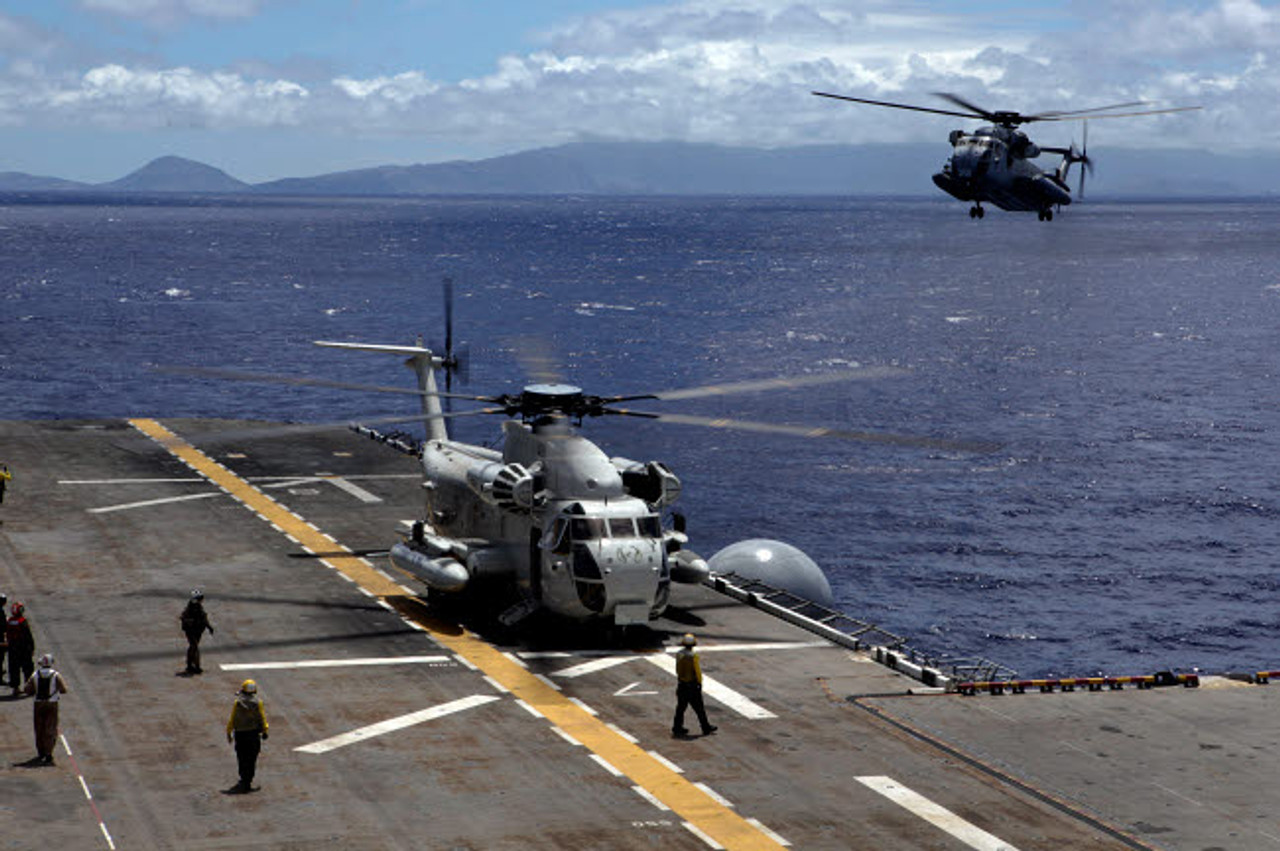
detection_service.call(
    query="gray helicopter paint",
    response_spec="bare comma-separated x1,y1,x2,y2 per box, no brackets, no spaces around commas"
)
812,90,1198,217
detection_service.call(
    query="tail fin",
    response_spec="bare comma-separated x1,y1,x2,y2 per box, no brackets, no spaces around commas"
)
1055,120,1093,199
314,340,449,442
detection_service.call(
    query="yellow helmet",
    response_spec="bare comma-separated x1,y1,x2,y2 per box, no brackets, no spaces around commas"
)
680,633,697,647
240,679,257,694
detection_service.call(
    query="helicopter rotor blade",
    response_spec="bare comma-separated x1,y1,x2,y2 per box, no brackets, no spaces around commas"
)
930,92,999,122
509,335,565,385
607,409,999,453
142,407,508,449
156,365,500,404
1036,105,1201,122
1029,100,1148,119
812,91,983,121
607,365,912,404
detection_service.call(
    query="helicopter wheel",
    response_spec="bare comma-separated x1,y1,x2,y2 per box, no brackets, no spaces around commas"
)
968,207,976,219
1045,209,1053,222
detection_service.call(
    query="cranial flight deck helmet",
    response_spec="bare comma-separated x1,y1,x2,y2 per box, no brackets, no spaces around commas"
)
680,633,697,647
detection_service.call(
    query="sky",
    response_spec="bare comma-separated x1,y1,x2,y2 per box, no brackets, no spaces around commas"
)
0,0,1269,182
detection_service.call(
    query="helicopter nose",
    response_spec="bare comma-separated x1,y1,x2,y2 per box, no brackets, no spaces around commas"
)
599,539,662,622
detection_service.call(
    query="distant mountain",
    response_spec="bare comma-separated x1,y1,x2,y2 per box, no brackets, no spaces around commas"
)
252,141,947,196
0,171,90,191
99,155,248,193
4,143,1280,198
250,141,1280,198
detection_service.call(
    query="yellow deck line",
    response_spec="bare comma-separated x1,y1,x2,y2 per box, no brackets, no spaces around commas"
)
131,418,784,851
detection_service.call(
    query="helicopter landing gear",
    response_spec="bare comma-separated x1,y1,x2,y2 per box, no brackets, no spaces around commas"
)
968,205,984,219
1037,208,1054,222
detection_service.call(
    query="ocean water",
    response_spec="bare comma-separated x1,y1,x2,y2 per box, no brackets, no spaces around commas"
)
3,192,1279,678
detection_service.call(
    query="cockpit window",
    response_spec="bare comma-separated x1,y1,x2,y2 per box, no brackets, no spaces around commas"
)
608,517,636,538
571,517,605,540
637,515,661,537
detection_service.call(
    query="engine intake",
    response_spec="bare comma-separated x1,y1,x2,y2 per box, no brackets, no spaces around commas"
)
466,461,536,511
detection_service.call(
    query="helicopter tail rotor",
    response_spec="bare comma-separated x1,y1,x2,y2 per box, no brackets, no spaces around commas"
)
439,276,470,412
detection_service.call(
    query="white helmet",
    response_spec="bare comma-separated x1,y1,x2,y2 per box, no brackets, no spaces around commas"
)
37,653,53,668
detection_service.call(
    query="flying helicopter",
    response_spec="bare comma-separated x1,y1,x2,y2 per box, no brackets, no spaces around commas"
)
812,90,1201,220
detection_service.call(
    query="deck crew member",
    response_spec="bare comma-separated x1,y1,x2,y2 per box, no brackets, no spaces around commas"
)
180,589,214,675
6,601,34,696
0,464,10,505
23,654,68,765
226,679,269,793
671,633,717,738
0,592,7,683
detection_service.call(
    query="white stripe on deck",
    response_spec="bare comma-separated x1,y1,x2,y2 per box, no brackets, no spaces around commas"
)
323,476,383,503
551,655,639,678
220,655,451,671
296,695,501,754
855,776,1022,851
645,655,776,719
87,491,221,513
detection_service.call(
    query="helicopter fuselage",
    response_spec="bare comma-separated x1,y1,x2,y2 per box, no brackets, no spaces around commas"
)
402,415,687,626
932,125,1073,215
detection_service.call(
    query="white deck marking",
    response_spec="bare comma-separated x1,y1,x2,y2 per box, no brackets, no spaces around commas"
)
552,655,639,678
696,782,734,808
745,819,791,847
855,776,1022,851
296,695,501,754
645,655,776,720
684,821,727,850
632,784,671,811
521,641,828,662
323,476,383,503
220,655,451,671
87,492,220,513
615,681,659,697
647,749,684,774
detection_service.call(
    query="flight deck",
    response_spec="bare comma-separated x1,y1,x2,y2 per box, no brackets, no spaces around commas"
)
0,418,1275,850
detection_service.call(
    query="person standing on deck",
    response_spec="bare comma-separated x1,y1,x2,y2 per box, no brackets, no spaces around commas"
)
7,602,34,696
671,633,717,738
180,590,214,675
23,654,68,765
226,679,269,793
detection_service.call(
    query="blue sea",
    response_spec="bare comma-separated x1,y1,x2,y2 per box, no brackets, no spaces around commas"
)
3,192,1279,678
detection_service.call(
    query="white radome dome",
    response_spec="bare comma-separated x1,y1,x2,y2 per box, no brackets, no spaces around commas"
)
707,539,833,606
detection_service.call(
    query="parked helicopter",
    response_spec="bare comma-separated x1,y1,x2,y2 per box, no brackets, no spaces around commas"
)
812,91,1200,220
175,285,991,630
313,338,989,630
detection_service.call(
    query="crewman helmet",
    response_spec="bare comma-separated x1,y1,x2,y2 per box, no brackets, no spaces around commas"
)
680,633,697,647
37,653,53,668
240,679,257,694
190,589,204,601
0,592,6,605
11,602,23,616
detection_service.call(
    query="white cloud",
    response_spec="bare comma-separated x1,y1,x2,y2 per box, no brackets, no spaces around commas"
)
7,64,308,129
3,1,1277,157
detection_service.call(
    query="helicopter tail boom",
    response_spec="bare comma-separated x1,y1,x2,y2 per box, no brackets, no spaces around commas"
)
315,340,449,442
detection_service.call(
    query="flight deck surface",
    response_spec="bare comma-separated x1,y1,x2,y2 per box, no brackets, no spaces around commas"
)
0,418,1274,850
